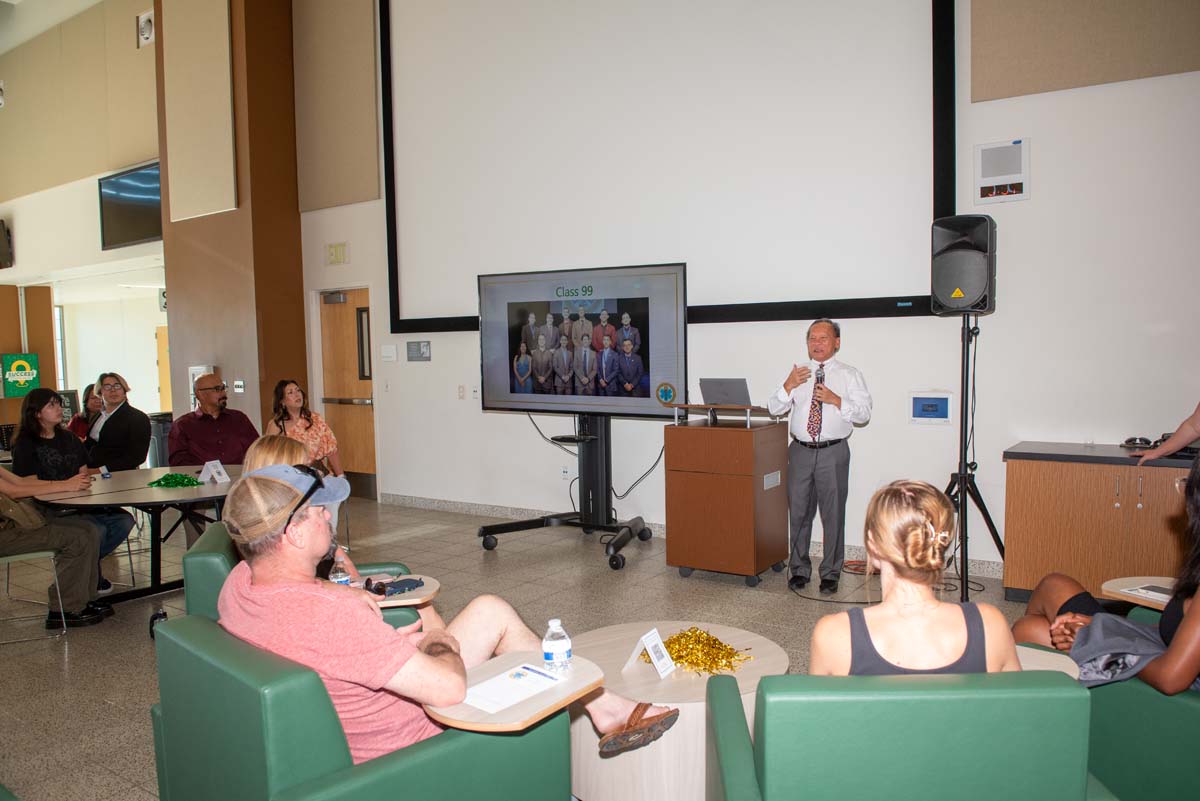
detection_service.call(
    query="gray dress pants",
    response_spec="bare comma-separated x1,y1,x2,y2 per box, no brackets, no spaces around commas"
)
0,516,100,612
786,438,850,581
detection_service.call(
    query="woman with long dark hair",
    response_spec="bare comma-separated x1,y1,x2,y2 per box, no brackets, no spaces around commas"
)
1014,455,1200,694
12,387,136,595
65,383,102,440
264,379,344,477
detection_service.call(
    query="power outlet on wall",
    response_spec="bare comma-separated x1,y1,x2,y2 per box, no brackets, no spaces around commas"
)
561,466,570,480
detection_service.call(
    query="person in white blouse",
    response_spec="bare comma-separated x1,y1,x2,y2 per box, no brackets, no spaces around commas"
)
767,319,873,595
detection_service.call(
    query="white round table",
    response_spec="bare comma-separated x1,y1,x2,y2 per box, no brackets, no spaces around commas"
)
568,620,789,801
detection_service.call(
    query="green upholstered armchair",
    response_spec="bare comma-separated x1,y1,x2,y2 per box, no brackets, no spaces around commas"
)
1083,607,1199,801
151,614,571,801
706,672,1117,801
182,522,417,627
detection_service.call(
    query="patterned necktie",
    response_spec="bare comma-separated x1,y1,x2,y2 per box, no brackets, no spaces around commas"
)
806,363,826,440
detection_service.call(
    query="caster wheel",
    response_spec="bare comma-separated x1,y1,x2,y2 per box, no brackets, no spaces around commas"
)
582,527,595,535
745,575,761,588
482,534,498,551
771,561,785,572
678,566,694,578
149,609,168,639
637,527,652,541
609,554,626,570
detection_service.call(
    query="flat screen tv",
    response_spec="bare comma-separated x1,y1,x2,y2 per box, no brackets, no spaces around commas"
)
478,263,687,418
99,163,163,250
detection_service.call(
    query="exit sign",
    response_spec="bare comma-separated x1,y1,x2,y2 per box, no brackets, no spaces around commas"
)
325,242,350,266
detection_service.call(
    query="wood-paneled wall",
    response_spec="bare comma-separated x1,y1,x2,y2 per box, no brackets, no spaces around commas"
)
292,0,380,211
973,0,1200,102
155,0,306,429
0,0,159,204
0,285,57,425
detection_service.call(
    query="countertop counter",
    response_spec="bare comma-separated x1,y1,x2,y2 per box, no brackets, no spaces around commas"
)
1003,441,1194,468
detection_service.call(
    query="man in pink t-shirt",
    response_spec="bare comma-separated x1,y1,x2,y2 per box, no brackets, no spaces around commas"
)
218,465,679,764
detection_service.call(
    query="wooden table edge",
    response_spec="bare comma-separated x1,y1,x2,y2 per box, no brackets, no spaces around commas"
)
1099,576,1173,611
425,673,604,732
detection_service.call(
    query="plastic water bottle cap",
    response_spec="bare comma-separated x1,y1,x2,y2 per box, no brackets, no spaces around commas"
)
548,618,561,628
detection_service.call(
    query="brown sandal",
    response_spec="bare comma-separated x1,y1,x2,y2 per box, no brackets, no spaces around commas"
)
597,702,680,756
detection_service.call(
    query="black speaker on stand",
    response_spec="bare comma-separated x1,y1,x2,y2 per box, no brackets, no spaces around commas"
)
931,215,1004,601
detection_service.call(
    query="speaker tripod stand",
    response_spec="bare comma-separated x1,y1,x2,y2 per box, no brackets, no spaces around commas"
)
944,314,1004,601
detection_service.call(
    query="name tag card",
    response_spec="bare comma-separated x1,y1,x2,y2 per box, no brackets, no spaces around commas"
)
621,627,676,678
198,460,230,483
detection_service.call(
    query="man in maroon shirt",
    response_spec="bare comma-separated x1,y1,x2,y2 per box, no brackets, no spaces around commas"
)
168,373,260,467
168,373,260,545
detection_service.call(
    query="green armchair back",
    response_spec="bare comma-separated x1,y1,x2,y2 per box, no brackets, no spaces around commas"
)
152,614,571,801
707,672,1116,801
182,522,416,626
1085,607,1199,801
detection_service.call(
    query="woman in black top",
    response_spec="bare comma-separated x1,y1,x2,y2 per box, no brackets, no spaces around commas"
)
809,480,1020,676
13,388,135,595
1014,454,1200,695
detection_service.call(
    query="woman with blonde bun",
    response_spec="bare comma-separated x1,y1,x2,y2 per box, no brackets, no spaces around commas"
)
809,480,1020,676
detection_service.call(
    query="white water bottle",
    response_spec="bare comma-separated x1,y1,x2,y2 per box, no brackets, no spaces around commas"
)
542,619,572,672
327,553,351,585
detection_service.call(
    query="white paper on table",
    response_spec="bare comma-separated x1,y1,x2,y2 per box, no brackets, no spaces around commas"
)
1125,584,1172,603
463,663,563,714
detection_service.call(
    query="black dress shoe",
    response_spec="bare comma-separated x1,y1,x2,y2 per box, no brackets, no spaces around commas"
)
45,608,105,629
788,575,809,591
819,578,840,595
85,601,116,618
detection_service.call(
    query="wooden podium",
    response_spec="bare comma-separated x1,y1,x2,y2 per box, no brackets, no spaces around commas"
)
664,406,790,586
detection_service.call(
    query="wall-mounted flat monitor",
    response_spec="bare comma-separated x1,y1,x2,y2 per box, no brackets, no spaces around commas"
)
99,162,163,250
478,263,687,418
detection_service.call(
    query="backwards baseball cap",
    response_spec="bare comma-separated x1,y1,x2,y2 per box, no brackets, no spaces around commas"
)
223,464,350,546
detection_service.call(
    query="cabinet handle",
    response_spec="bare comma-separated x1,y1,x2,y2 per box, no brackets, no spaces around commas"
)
1136,475,1144,510
1114,476,1121,509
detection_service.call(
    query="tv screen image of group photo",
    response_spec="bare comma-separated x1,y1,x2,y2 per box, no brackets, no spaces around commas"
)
478,264,686,418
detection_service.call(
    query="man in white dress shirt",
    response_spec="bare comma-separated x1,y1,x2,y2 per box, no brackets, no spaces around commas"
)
767,319,872,595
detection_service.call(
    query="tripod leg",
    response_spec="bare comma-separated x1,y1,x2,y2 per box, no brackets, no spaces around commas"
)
965,477,1005,559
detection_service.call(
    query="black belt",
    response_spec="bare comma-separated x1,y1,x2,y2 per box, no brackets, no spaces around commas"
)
792,437,844,449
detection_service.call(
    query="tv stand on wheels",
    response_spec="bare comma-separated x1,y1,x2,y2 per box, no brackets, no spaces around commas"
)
477,414,651,570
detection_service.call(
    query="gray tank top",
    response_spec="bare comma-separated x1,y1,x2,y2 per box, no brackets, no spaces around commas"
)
848,602,987,676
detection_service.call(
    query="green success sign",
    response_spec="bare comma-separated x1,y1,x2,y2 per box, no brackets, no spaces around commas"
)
2,353,40,398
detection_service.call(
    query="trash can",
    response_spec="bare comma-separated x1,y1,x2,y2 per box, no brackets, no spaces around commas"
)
148,413,173,468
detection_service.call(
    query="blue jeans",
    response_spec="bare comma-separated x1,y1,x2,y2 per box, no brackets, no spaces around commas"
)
90,510,136,559
41,506,134,562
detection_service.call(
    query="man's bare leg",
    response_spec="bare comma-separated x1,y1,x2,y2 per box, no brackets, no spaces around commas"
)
1011,572,1090,647
444,594,673,734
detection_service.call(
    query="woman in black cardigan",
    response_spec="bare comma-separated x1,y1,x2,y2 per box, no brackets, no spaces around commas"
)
86,372,151,472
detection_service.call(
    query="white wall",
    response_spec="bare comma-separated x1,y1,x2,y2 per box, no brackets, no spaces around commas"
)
301,1,1200,567
0,171,162,284
62,295,168,414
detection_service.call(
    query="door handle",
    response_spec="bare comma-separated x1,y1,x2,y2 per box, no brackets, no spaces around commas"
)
1114,476,1121,509
1136,475,1144,510
321,398,373,406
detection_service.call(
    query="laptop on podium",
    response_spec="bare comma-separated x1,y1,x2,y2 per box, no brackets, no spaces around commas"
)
699,378,752,406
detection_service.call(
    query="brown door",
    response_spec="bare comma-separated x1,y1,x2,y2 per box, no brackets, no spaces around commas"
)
319,288,376,497
156,326,172,412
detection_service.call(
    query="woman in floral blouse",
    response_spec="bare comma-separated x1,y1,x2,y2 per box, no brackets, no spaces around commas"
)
264,380,344,476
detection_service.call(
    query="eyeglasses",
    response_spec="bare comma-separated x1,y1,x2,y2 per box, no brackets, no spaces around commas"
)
283,464,325,532
197,384,228,393
100,383,125,392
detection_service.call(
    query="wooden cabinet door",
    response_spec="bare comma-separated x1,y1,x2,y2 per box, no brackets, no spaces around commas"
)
1003,460,1131,594
1125,466,1190,578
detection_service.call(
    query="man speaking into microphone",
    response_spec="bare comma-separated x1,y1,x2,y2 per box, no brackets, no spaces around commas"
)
767,319,872,595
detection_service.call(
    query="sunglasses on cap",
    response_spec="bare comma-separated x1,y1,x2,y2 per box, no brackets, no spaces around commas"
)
283,464,326,532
